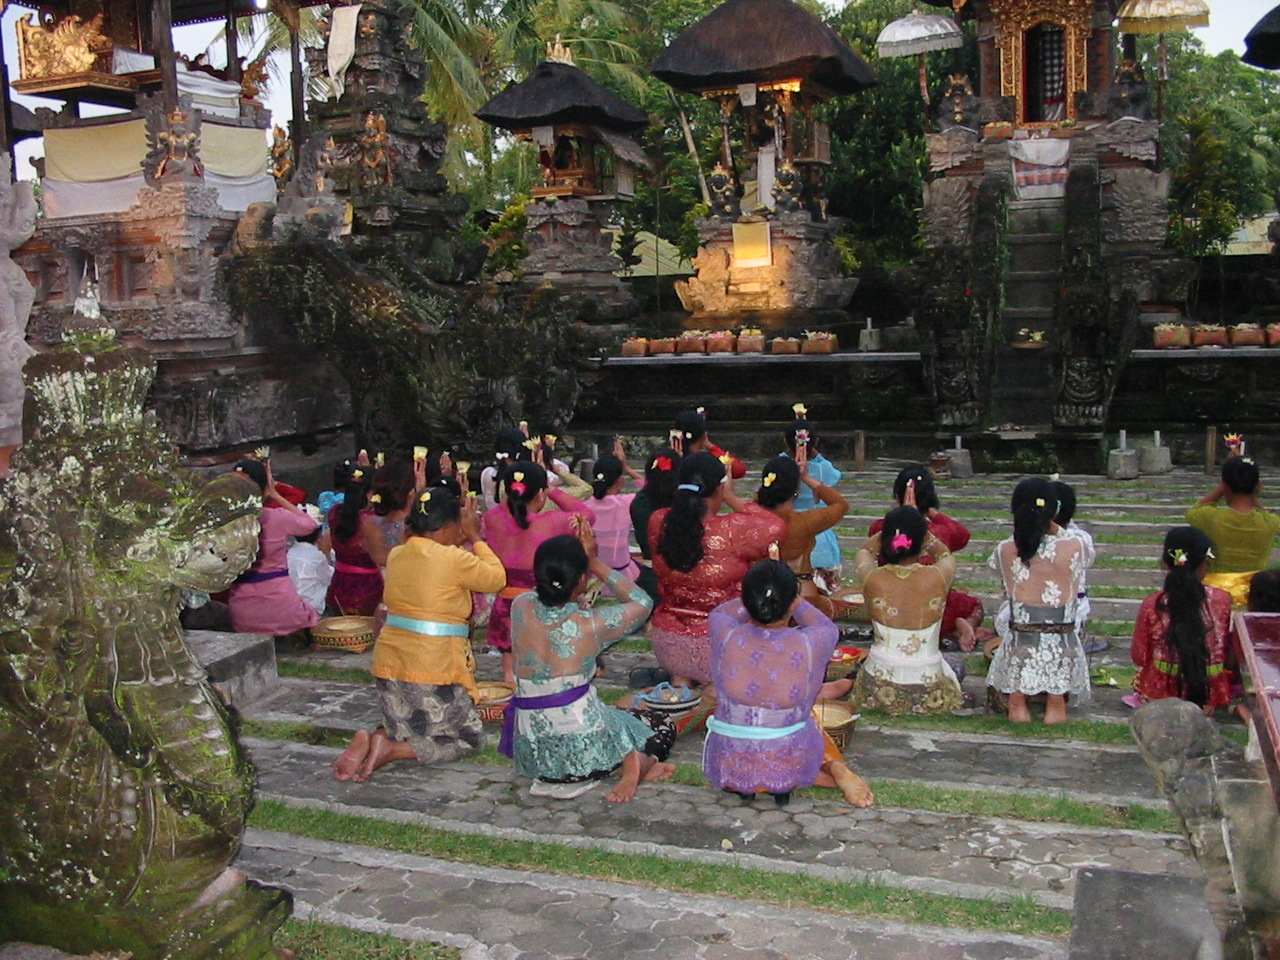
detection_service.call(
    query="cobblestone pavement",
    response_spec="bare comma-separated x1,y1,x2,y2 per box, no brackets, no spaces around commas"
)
238,829,1068,960
246,738,1195,910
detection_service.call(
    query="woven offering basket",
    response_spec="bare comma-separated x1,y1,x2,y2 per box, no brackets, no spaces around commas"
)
737,335,765,353
705,335,736,353
824,647,866,683
771,339,801,355
648,339,677,355
676,338,706,354
312,615,377,653
475,681,515,722
620,340,648,357
1152,326,1190,349
801,337,838,354
814,699,859,752
1231,326,1266,347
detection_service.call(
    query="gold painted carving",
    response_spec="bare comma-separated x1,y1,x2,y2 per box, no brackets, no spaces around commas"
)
16,12,111,80
991,0,1093,123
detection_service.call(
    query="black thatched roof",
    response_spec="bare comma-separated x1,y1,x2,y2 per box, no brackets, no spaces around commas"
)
1245,5,1280,69
651,0,876,95
475,60,649,133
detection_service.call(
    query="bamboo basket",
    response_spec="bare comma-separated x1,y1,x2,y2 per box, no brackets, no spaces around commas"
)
824,647,865,683
312,615,378,653
475,681,515,722
814,699,859,752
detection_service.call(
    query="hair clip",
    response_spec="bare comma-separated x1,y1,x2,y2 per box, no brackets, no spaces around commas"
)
1035,498,1046,507
891,532,912,552
762,471,777,487
684,431,695,440
795,429,810,447
764,587,774,597
792,402,807,417
653,456,673,471
677,482,701,492
1169,548,1188,566
696,406,706,417
370,493,383,504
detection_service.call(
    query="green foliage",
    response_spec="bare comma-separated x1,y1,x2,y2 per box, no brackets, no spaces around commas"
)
1167,107,1248,257
676,201,710,260
483,196,531,275
833,234,862,276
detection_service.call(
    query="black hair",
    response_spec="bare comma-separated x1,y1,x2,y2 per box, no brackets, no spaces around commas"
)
892,464,939,513
1010,477,1059,565
333,459,357,491
1222,456,1261,495
406,488,461,535
1248,568,1280,613
427,474,462,498
1052,480,1077,526
879,506,928,564
534,534,588,606
644,447,682,510
1157,526,1214,707
296,525,322,545
756,455,801,510
591,456,624,499
332,468,371,543
370,459,414,517
742,560,798,625
658,452,726,573
492,427,528,503
673,409,707,450
783,419,821,455
503,460,548,530
232,459,267,491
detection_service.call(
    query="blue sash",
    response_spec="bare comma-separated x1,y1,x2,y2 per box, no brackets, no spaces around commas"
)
384,614,469,637
706,716,807,740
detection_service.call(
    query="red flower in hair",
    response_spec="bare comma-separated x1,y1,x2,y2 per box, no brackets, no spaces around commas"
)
654,456,673,471
510,482,527,496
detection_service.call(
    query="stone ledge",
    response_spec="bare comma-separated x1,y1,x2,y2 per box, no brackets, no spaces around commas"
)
186,629,279,706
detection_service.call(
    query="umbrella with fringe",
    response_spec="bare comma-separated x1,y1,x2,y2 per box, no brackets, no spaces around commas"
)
875,9,963,106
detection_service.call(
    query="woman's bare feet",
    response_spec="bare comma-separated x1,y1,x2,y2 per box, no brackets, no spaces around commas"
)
817,761,874,808
607,752,675,802
1043,694,1068,725
334,730,372,781
1007,693,1032,723
353,729,416,782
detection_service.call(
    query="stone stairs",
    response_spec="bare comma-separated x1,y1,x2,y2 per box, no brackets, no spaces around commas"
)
221,462,1251,959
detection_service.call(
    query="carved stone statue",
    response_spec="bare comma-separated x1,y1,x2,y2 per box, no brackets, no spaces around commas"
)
0,329,291,958
359,112,393,186
15,12,110,78
772,160,804,213
707,162,738,219
935,74,982,133
270,125,293,188
1108,60,1151,122
144,99,203,184
0,153,37,477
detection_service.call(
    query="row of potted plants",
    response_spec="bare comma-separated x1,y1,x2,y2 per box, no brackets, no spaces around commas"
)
620,330,840,356
1153,323,1280,349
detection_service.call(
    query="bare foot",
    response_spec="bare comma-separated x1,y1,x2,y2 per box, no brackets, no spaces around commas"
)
1043,695,1068,725
1007,693,1032,724
334,730,371,781
830,762,874,808
607,751,646,802
353,730,416,782
642,760,675,783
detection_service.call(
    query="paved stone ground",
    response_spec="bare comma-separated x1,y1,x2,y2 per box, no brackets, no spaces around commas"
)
246,737,1195,911
238,829,1067,960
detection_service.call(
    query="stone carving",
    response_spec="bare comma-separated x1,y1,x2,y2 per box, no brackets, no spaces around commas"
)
0,329,291,958
241,54,270,102
270,126,293,187
707,162,739,219
15,12,110,79
143,98,204,184
0,153,37,464
1102,168,1171,244
1108,60,1151,122
359,112,393,186
921,177,974,249
935,74,982,133
517,197,635,319
1096,118,1159,163
772,161,804,213
926,130,982,172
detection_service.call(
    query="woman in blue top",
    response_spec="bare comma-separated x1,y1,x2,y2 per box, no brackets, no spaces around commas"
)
782,410,843,593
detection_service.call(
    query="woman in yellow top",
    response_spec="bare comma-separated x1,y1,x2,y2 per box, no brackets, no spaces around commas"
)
1187,456,1280,607
334,488,507,782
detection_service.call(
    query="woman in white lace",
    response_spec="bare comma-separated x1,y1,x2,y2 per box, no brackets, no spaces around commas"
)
988,477,1091,723
853,506,963,714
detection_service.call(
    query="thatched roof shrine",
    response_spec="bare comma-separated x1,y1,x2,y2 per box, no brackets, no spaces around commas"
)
476,60,648,133
650,0,876,96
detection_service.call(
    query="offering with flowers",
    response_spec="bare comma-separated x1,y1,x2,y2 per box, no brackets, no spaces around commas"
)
620,336,648,357
736,327,765,353
1152,322,1190,349
1230,322,1265,347
1268,323,1280,347
705,329,736,353
771,336,801,355
1191,323,1228,347
649,337,677,354
677,329,708,354
801,330,838,354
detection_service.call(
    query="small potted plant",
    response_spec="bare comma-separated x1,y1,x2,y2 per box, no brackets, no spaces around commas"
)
1230,323,1266,347
676,330,707,354
648,337,677,355
1191,323,1228,347
737,327,765,352
620,337,648,357
801,330,839,354
771,336,801,355
705,330,737,353
1152,323,1190,349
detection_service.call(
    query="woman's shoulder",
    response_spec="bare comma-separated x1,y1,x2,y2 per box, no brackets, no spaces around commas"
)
1205,584,1235,609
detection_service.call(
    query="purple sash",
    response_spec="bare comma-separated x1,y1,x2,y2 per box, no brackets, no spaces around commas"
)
498,682,592,758
234,568,289,585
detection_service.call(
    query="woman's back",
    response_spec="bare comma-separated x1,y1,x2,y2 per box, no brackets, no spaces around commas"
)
991,532,1084,618
1186,502,1280,573
711,616,828,713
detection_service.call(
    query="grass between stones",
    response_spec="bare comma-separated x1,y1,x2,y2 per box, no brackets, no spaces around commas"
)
279,660,374,684
277,918,459,959
240,720,1178,832
248,800,1072,938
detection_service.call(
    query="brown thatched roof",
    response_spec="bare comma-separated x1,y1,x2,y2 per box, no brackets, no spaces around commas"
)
651,0,876,95
475,60,649,133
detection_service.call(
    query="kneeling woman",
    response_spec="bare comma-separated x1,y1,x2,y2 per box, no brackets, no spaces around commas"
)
505,525,676,802
705,561,873,807
334,489,507,781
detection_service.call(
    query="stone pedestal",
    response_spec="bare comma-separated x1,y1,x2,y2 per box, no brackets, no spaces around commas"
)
676,212,857,314
519,198,635,320
1107,448,1140,479
1138,444,1172,474
945,448,974,478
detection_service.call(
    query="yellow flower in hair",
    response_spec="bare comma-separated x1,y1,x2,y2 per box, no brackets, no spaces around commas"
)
352,469,364,480
370,493,383,504
512,471,525,482
419,491,432,502
1035,498,1045,507
792,403,807,417
762,472,777,487
543,434,557,446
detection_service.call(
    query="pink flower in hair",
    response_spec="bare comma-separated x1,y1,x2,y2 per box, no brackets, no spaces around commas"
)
509,482,527,496
890,532,912,553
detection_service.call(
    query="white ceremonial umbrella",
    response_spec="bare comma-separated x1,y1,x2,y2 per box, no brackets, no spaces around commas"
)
876,9,964,106
1115,0,1210,122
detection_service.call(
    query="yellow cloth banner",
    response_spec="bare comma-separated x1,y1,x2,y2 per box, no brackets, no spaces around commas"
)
44,118,266,183
732,220,772,267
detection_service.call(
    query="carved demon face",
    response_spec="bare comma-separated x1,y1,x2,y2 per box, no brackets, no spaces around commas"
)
172,513,261,592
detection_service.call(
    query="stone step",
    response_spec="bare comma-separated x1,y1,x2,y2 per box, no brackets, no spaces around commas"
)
1067,868,1218,960
1008,200,1066,236
186,629,279,706
237,828,1069,960
1009,237,1064,273
243,738,1195,912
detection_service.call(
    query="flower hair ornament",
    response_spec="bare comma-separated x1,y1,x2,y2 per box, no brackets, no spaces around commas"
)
792,402,807,417
762,471,777,487
370,493,383,504
417,490,433,513
1169,548,1189,567
595,471,607,481
890,532,912,553
351,468,364,480
1035,498,1046,507
509,471,527,496
696,406,706,417
794,429,810,447
495,452,510,461
653,456,673,471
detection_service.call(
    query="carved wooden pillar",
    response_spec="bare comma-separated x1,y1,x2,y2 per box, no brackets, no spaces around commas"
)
152,0,178,113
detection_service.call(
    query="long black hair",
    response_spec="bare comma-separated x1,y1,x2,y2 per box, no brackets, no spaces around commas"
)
370,459,414,517
406,488,461,536
534,534,588,606
879,505,928,564
1010,477,1059,565
644,447,682,510
673,409,707,451
1052,480,1077,526
756,455,801,510
1157,526,1214,707
492,427,527,503
658,452,725,573
232,459,267,491
503,460,547,530
742,560,798,625
1249,568,1280,613
591,456,624,499
892,464,939,513
1223,456,1261,495
332,467,371,542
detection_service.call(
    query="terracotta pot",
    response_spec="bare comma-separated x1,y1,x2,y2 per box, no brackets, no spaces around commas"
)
771,340,801,355
648,339,676,355
1230,328,1266,347
802,337,838,354
620,340,648,357
1269,326,1280,347
737,335,765,353
676,338,706,354
705,336,736,353
1152,327,1190,349
1191,329,1228,347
